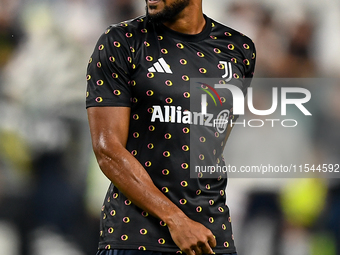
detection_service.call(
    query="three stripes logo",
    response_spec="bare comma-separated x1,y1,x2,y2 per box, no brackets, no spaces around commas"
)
148,58,173,74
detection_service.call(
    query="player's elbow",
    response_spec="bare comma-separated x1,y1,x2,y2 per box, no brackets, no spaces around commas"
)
92,137,124,173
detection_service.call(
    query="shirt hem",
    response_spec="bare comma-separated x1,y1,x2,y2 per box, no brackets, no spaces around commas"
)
98,243,236,254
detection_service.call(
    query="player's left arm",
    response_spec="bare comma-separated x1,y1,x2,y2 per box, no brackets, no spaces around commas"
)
223,38,255,147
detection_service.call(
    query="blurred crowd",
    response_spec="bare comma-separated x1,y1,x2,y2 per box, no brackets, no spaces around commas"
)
0,0,339,255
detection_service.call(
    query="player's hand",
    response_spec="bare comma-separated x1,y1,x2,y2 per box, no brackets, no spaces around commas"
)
167,214,216,255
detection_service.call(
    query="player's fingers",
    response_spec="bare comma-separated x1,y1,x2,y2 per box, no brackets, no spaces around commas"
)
192,245,203,255
183,247,196,255
200,242,214,255
208,234,217,248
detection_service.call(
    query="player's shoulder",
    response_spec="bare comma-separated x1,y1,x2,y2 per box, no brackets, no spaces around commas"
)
209,17,255,48
101,15,148,40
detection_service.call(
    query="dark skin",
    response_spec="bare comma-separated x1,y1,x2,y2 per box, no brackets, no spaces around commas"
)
148,0,205,34
88,1,234,254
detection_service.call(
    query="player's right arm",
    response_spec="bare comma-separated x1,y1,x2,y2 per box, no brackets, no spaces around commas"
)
87,27,216,254
87,106,216,255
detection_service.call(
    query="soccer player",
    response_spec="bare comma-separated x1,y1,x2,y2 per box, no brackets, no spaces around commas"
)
86,1,256,255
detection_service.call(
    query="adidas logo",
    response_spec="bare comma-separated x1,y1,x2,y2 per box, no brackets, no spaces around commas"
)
148,58,173,74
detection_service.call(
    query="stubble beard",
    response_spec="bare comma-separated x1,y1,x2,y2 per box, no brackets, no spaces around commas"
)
147,0,190,23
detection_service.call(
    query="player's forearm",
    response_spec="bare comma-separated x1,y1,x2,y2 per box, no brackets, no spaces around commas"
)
94,143,187,225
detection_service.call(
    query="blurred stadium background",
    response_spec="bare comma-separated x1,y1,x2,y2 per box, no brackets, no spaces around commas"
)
0,0,340,255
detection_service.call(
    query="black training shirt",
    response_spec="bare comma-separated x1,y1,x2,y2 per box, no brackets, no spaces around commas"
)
86,15,255,253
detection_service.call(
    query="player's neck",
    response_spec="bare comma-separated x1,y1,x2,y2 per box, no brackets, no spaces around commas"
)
163,5,205,35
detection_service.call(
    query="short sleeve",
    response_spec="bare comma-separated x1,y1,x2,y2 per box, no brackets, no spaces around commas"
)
233,38,256,121
243,39,256,93
86,26,133,108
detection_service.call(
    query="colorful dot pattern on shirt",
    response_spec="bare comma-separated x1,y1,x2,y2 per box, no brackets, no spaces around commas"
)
86,15,255,253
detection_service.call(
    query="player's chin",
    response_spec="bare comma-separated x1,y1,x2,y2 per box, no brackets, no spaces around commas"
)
147,8,162,18
147,0,164,12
